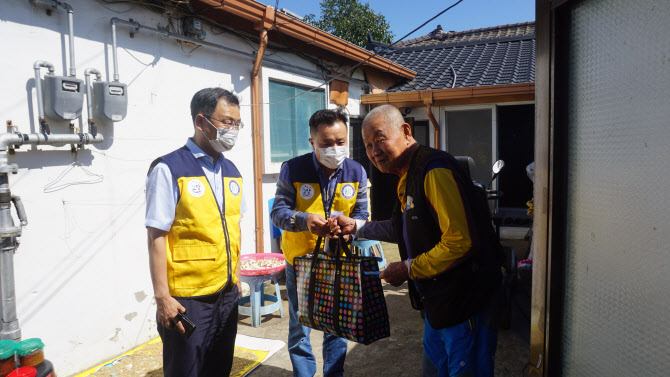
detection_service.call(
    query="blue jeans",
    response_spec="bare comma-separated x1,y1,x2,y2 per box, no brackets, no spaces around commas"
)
423,286,502,377
285,261,348,377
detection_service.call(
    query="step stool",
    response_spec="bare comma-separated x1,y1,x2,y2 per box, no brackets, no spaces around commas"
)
238,270,285,327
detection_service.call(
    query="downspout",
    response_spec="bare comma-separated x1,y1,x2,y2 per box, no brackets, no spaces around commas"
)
251,29,268,254
426,105,440,150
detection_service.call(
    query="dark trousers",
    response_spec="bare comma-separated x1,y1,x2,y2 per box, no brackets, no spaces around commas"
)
157,284,239,377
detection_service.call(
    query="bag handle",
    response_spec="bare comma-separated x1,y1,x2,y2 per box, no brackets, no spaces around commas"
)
306,235,353,331
307,236,323,327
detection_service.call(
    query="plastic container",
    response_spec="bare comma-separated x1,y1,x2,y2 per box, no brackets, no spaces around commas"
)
7,367,36,377
15,339,44,368
0,340,16,377
239,253,285,276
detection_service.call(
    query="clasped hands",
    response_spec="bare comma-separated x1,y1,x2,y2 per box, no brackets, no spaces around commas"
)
305,213,356,239
306,213,409,286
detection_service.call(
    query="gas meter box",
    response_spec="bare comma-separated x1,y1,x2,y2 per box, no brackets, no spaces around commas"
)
92,81,128,122
43,75,84,120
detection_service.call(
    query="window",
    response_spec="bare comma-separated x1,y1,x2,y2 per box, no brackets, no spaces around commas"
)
268,80,326,164
446,109,493,184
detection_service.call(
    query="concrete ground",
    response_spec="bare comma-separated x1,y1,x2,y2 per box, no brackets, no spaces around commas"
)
237,241,530,377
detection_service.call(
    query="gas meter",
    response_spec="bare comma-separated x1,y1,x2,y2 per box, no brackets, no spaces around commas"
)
43,75,84,120
92,81,128,122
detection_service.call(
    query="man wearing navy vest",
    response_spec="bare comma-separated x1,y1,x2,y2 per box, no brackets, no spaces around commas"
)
271,109,369,377
331,105,503,377
145,88,244,377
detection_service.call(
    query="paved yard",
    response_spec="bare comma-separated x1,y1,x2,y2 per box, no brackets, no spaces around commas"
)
86,240,529,377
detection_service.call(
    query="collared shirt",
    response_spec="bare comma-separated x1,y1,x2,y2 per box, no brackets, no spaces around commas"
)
145,138,245,231
271,152,369,232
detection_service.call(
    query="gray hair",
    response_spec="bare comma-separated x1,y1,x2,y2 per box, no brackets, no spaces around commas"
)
362,104,405,130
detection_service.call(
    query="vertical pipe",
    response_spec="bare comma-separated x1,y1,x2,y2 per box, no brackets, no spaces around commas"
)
65,5,76,77
251,29,268,254
33,61,55,129
111,19,120,82
0,173,20,340
84,69,101,134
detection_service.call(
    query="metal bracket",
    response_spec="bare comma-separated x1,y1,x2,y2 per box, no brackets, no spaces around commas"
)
0,164,18,174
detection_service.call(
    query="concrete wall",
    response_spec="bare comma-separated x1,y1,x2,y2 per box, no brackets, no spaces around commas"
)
0,0,365,374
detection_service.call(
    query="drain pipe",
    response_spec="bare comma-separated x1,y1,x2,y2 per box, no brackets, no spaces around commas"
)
31,0,76,77
251,29,268,254
84,68,101,134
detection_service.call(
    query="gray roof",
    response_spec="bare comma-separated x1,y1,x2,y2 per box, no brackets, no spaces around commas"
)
373,22,535,92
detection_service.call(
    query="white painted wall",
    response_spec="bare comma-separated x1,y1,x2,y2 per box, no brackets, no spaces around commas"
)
0,0,365,374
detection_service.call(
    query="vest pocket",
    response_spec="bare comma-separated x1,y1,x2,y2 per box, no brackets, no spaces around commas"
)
172,244,220,289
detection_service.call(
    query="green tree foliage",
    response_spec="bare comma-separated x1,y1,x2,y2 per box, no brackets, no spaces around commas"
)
303,0,394,48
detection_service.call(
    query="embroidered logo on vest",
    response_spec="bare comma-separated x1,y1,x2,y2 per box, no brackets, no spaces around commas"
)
187,179,205,198
300,184,315,199
341,184,355,199
229,180,241,196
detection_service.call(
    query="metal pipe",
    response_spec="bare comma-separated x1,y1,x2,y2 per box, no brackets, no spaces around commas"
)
33,61,55,133
0,128,101,340
111,18,120,81
0,238,21,340
0,172,20,340
84,68,102,130
0,133,104,151
251,28,268,254
31,0,76,76
108,18,365,86
111,18,256,63
65,3,76,77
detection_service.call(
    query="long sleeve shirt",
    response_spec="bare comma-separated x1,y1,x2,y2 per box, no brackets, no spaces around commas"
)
358,163,472,280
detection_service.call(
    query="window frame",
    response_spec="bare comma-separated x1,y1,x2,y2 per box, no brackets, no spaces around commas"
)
262,67,330,174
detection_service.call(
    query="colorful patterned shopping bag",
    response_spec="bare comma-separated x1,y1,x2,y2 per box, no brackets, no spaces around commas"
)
293,237,390,345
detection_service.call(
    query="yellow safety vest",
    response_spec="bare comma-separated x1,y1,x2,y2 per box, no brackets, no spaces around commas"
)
151,146,242,297
281,154,362,264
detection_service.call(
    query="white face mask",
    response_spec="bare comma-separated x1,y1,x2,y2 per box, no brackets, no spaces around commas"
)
202,117,238,153
317,145,349,169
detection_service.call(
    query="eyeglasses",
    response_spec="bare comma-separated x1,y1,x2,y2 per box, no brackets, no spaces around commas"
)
206,116,244,130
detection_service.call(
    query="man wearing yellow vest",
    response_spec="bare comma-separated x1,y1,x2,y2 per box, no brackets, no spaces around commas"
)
145,88,244,377
271,109,369,377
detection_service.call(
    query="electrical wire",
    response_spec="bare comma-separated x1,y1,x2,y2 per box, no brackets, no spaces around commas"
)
241,0,467,106
96,0,465,106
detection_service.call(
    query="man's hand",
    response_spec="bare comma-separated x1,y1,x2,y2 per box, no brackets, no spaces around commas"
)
155,295,186,333
306,213,330,236
328,215,357,238
380,261,410,287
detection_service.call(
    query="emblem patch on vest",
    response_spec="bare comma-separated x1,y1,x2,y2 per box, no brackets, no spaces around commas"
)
187,179,205,198
229,180,241,196
300,184,315,200
341,184,355,199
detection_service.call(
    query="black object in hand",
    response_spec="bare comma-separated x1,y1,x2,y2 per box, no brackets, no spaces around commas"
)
174,312,196,339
